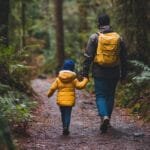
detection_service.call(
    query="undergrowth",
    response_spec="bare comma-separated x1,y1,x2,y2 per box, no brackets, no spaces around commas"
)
116,60,150,122
0,45,38,148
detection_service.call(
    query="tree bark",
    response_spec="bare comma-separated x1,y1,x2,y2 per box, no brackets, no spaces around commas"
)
0,0,10,46
134,0,149,64
54,0,65,71
22,0,26,47
9,0,23,50
114,0,149,64
77,0,90,49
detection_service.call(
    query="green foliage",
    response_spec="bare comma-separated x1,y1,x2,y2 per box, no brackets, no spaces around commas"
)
9,63,33,91
0,83,11,94
86,78,94,94
0,82,37,148
0,46,35,93
116,60,150,122
0,115,15,150
0,89,37,129
116,83,138,107
0,46,15,63
43,50,57,74
130,60,150,84
0,45,37,141
113,0,149,64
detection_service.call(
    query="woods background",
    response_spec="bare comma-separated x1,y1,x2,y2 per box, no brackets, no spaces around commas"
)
0,0,149,149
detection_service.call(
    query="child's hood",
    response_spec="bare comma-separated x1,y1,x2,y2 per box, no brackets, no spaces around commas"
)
58,70,76,83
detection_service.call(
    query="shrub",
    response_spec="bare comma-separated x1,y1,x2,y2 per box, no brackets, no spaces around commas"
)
0,46,38,131
0,116,15,150
116,60,150,122
0,89,37,131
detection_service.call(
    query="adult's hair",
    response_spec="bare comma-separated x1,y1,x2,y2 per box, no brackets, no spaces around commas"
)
98,14,110,27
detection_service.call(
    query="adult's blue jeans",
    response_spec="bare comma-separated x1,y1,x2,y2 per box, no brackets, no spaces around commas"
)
60,106,72,129
94,77,118,118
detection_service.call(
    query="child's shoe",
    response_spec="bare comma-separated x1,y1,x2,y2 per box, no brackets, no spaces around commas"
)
100,116,109,133
63,127,70,136
108,122,112,128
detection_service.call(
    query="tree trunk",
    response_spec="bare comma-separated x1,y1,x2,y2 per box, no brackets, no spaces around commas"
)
54,0,65,71
134,0,149,64
9,0,23,50
77,0,90,49
22,0,26,47
0,0,10,46
43,0,50,49
114,0,149,64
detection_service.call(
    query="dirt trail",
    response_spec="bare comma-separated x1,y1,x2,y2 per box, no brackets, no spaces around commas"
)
19,78,150,150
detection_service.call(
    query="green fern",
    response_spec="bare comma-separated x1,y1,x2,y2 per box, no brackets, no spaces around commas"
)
116,60,150,122
129,60,150,85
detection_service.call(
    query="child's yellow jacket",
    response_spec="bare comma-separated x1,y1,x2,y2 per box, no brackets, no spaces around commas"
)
47,70,88,106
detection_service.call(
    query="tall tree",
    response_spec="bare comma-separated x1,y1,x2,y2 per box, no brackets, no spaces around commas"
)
134,0,149,64
54,0,65,70
9,0,23,50
0,115,15,150
0,0,11,84
77,0,90,49
0,2,15,148
22,0,26,47
0,0,10,45
114,0,149,64
42,0,50,49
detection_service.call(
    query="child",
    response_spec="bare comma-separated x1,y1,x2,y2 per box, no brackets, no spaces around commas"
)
47,59,88,135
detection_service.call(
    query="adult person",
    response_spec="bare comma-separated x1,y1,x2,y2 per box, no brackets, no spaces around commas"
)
82,14,127,133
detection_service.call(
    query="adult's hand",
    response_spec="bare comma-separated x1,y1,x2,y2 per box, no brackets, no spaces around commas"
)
77,74,83,81
120,79,127,85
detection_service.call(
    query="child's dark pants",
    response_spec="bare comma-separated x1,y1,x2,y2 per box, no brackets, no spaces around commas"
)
60,106,72,129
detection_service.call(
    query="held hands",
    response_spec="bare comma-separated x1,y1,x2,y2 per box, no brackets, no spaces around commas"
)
77,74,83,81
76,71,84,81
76,71,89,81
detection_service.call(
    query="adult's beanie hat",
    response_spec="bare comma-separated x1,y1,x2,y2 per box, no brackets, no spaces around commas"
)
62,59,75,71
98,14,110,27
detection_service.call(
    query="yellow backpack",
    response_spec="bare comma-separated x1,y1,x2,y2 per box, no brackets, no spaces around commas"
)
94,32,120,67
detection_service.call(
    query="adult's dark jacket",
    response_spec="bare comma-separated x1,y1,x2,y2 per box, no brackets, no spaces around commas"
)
82,25,127,80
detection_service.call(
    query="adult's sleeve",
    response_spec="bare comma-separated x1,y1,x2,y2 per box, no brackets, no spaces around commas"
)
119,39,127,80
82,34,97,77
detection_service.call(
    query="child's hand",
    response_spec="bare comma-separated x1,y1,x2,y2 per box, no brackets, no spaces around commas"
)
48,94,51,98
46,92,50,98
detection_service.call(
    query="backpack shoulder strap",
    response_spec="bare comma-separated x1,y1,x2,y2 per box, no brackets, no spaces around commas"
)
96,32,100,36
96,32,103,36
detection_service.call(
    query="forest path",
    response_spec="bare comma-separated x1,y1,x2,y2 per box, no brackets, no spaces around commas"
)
19,78,150,150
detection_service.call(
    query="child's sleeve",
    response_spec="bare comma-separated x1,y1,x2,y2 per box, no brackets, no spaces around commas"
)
47,78,58,97
74,77,89,90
